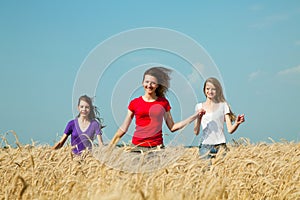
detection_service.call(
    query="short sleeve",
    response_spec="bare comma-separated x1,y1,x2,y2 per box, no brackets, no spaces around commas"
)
128,98,136,112
224,102,230,115
128,101,134,111
164,98,171,112
195,103,202,111
94,120,103,135
64,120,74,135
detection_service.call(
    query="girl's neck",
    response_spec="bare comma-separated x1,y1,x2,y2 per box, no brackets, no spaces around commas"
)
78,116,90,122
143,93,157,102
205,97,217,105
203,98,220,112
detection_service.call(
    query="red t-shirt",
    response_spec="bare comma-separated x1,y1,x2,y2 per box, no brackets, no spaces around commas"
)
128,96,171,147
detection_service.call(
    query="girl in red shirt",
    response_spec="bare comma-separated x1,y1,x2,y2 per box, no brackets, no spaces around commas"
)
110,67,204,149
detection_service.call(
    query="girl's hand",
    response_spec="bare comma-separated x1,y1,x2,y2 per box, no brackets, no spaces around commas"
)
198,108,206,117
236,114,245,124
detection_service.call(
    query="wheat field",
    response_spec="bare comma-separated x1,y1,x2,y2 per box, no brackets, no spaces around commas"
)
1,132,300,200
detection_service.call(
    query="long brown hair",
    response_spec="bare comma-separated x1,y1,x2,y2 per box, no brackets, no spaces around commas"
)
77,95,105,128
143,67,172,98
203,77,236,122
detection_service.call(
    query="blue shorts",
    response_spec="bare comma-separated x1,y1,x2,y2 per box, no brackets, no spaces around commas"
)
199,143,228,159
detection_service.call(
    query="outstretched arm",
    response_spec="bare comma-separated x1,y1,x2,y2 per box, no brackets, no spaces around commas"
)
110,110,134,146
164,109,205,132
97,134,104,146
194,117,201,135
53,134,69,150
225,114,245,134
194,108,206,135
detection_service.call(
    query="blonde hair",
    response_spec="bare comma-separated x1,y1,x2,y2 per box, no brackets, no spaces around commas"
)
203,77,236,122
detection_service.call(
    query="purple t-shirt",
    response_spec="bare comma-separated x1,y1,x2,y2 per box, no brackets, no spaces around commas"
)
64,118,102,154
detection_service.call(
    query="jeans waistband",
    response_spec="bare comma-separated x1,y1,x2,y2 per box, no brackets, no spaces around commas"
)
130,144,165,153
199,143,226,148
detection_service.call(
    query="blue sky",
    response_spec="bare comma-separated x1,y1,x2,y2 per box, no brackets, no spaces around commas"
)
1,1,300,147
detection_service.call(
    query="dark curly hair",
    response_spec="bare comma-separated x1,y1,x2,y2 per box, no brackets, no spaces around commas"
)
143,67,172,98
77,95,105,128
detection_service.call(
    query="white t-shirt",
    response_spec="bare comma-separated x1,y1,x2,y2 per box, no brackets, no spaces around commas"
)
195,102,230,145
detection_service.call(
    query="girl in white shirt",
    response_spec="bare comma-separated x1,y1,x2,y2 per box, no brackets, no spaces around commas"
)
194,77,245,159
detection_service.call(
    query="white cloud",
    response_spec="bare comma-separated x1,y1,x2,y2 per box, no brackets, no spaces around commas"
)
188,63,204,84
250,14,289,29
248,70,261,81
295,40,300,46
277,65,300,76
249,4,264,11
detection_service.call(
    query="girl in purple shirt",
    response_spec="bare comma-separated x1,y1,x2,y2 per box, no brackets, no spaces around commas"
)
53,95,104,154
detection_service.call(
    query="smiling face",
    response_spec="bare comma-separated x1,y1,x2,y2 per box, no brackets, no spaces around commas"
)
143,74,159,96
204,81,217,100
203,78,226,103
77,100,91,118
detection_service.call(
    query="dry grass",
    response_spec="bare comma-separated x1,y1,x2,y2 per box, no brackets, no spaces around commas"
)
1,132,300,200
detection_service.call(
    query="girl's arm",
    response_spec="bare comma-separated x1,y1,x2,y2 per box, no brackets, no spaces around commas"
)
110,110,134,146
52,134,69,150
164,110,205,132
225,114,245,134
194,108,206,135
97,134,104,146
194,116,201,135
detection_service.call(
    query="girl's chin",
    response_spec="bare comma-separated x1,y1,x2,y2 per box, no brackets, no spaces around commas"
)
145,88,154,92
